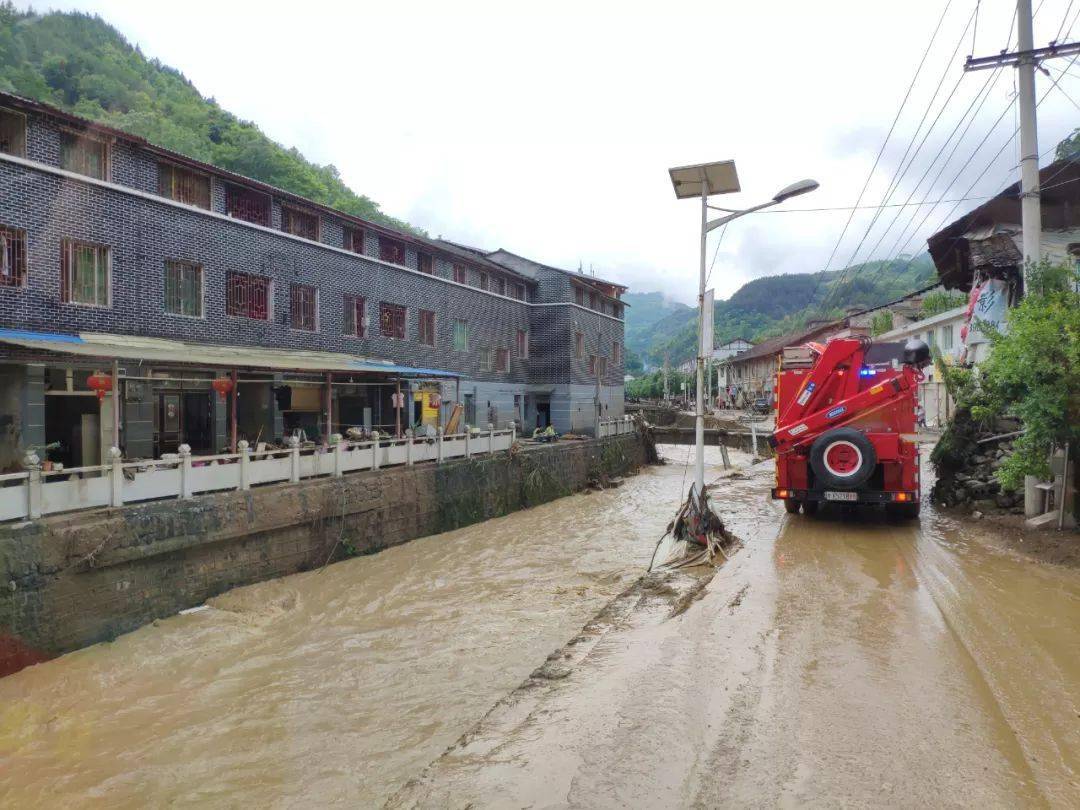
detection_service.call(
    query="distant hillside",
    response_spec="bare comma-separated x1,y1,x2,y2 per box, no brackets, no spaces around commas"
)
623,292,693,358
630,254,937,367
0,5,412,231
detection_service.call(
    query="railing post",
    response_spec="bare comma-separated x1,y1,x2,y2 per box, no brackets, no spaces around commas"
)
465,425,472,458
405,429,414,466
371,431,381,470
750,421,758,458
488,423,495,456
109,446,124,507
24,451,41,520
238,439,250,491
437,426,444,464
331,433,344,478
287,436,301,483
511,421,516,445
178,443,193,499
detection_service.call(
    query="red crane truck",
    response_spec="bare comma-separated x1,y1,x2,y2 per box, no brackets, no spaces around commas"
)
769,336,930,519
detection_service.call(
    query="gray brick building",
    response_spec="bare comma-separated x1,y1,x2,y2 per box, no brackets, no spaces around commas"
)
0,91,625,469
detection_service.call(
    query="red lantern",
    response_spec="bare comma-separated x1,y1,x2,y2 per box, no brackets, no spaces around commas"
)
87,370,112,402
212,377,234,401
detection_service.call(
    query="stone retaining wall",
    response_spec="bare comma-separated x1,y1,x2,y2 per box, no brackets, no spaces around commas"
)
0,434,645,677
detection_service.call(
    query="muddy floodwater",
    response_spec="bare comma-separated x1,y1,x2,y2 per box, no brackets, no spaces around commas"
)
0,444,739,807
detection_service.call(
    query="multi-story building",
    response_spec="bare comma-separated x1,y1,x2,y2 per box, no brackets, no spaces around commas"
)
0,91,625,470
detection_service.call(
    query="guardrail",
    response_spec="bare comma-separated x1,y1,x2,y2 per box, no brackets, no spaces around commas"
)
1,425,521,523
596,415,636,439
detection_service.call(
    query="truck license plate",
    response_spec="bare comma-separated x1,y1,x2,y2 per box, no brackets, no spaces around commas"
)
824,491,858,502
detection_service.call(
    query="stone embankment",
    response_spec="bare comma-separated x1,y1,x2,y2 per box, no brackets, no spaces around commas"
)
931,414,1022,516
0,433,646,677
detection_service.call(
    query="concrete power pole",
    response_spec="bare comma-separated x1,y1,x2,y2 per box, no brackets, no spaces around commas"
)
663,354,670,402
1016,0,1041,277
964,0,1080,289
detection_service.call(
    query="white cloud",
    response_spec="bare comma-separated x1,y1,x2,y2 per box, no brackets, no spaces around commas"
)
28,0,1080,304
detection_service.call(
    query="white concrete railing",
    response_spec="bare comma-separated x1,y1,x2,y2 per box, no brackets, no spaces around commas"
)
596,415,636,439
0,424,519,523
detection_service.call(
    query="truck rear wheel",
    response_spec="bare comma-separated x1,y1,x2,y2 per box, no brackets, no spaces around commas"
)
802,500,819,516
784,499,801,514
809,427,877,490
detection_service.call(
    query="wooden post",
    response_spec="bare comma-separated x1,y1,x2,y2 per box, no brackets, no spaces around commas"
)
230,368,238,453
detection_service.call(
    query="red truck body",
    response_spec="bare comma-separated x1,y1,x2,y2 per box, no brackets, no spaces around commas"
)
769,337,923,518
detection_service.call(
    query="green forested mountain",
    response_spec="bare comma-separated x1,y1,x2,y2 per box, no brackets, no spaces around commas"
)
625,254,937,367
0,5,412,230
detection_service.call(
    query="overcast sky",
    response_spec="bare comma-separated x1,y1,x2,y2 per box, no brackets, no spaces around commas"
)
24,0,1080,303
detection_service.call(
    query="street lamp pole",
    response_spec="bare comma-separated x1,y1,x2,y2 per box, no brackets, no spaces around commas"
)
670,161,819,496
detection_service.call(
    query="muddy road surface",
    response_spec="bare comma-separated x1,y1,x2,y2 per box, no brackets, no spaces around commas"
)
394,454,1080,808
0,445,745,807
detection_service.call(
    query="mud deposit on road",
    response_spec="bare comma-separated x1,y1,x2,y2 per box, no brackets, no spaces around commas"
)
391,454,1080,809
0,445,746,807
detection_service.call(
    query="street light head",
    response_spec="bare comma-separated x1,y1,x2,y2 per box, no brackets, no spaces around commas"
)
772,178,819,203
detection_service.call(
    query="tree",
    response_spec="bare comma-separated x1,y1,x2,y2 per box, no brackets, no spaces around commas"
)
920,289,966,318
870,310,894,336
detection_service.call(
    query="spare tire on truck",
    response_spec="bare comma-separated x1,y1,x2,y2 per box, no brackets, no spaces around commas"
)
809,427,877,490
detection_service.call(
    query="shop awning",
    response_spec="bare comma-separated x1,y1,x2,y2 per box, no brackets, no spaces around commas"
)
0,329,459,377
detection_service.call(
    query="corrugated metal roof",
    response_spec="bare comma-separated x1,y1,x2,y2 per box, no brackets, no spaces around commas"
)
0,330,458,377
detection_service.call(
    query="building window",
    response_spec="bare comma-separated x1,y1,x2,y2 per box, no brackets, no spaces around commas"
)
0,225,27,287
379,302,406,338
419,309,436,346
158,163,211,209
225,184,271,226
343,294,366,336
613,303,623,319
452,319,468,351
940,324,954,350
60,131,107,180
345,227,365,254
281,206,320,241
0,108,26,157
379,237,405,265
589,355,607,376
589,291,599,310
493,276,506,296
290,284,318,331
163,259,203,317
60,240,109,306
480,348,493,372
516,329,528,359
453,264,467,284
574,287,585,306
479,272,489,291
575,332,584,359
511,283,526,301
495,348,509,373
613,341,622,365
418,252,435,274
226,271,271,320
588,355,596,375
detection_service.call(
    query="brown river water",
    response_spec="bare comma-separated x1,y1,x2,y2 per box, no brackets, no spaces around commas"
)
3,444,1080,808
0,443,734,807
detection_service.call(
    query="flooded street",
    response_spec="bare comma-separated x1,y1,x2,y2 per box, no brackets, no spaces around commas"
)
3,445,1080,808
0,445,736,807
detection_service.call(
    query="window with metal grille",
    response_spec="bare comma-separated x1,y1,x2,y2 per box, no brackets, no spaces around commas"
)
290,284,318,330
479,273,489,291
163,260,203,317
158,163,211,209
453,264,467,284
60,239,109,306
418,252,434,274
282,206,320,241
516,329,528,359
575,332,584,359
226,271,270,319
379,237,405,265
60,131,107,179
379,302,406,338
343,295,366,336
345,227,365,254
418,309,436,346
0,108,26,157
0,225,27,287
452,319,468,351
495,348,509,373
225,184,271,226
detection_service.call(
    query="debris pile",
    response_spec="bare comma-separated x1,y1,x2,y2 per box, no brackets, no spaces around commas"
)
931,411,1023,515
649,484,735,571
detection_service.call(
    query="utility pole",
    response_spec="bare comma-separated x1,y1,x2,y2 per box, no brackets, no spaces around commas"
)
694,182,708,495
663,354,670,402
964,2,1080,289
